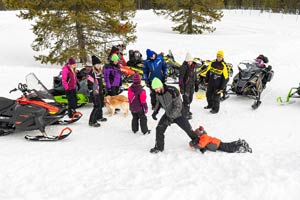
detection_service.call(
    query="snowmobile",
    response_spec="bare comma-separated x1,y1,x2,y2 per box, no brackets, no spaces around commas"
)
194,58,233,100
126,49,144,78
277,83,300,104
120,65,136,86
0,73,82,141
228,60,274,109
161,50,181,83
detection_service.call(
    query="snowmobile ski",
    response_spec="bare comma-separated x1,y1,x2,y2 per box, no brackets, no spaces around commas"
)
24,127,72,141
57,112,83,125
251,100,261,109
277,87,300,104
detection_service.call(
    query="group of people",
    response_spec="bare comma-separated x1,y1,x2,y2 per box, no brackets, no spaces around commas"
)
61,47,252,154
61,53,123,128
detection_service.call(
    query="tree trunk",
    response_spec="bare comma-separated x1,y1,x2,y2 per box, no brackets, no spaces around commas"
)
187,5,193,34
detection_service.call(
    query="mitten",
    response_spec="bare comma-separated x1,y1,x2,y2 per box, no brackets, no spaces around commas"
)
152,111,158,120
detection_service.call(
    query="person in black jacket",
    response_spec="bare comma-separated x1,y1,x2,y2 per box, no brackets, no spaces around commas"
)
88,55,107,127
179,52,198,120
150,78,199,153
204,50,229,114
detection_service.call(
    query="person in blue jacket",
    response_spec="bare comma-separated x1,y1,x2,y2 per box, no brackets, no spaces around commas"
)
143,49,168,109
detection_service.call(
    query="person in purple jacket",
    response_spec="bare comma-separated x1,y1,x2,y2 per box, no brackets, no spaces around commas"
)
61,57,78,118
103,54,122,96
128,73,150,135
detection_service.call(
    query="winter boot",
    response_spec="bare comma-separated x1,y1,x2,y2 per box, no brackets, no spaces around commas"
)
98,117,107,122
150,146,163,154
204,105,212,109
89,122,101,127
236,145,247,153
189,139,200,150
210,109,218,114
235,139,252,153
143,130,151,135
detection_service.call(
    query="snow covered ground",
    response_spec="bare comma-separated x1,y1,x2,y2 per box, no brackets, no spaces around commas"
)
1,9,300,200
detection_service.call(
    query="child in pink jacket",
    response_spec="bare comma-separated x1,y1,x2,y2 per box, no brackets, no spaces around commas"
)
128,73,150,134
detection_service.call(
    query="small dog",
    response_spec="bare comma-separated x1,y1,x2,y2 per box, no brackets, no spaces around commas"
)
104,95,129,117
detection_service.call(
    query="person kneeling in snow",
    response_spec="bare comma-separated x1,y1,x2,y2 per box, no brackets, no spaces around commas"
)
189,126,252,153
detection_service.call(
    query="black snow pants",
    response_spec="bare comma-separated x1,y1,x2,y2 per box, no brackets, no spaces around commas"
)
155,114,198,151
89,94,103,124
182,86,194,117
66,89,77,117
131,111,148,134
218,141,240,153
206,86,221,112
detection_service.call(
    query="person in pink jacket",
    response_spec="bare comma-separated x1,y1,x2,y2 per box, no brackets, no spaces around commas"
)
128,73,150,134
61,57,78,118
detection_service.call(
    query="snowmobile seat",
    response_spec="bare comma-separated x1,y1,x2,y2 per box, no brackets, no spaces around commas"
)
0,97,15,111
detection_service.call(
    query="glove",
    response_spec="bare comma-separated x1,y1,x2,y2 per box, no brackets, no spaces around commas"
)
152,111,158,120
146,81,150,88
179,87,184,94
77,83,81,91
142,104,148,114
165,116,173,126
216,89,223,94
200,148,206,154
195,84,199,92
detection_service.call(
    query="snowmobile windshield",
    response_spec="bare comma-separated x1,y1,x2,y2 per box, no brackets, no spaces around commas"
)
239,60,263,72
25,73,54,100
238,61,262,80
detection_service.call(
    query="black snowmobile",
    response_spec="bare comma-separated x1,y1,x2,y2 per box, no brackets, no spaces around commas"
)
0,73,82,141
126,49,144,77
228,60,274,109
161,50,181,83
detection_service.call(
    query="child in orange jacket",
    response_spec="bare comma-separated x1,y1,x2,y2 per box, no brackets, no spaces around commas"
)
189,126,252,153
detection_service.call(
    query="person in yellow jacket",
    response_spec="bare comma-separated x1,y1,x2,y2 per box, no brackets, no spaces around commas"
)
189,126,252,153
204,50,229,113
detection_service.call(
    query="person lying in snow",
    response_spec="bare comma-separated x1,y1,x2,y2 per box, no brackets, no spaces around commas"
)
189,126,252,153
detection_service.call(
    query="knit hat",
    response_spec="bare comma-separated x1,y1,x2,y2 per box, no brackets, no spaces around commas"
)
216,50,224,58
185,52,193,62
68,57,76,65
195,126,205,136
111,54,119,62
91,55,101,65
133,73,141,84
146,49,154,58
151,77,163,89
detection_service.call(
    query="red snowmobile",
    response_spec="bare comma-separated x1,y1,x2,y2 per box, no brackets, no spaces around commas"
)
0,73,82,141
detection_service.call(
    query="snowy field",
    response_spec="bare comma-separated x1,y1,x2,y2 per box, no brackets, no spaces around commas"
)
1,9,300,200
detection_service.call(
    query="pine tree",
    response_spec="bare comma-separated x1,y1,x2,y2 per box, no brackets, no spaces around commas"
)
153,0,223,34
119,0,136,20
3,0,136,65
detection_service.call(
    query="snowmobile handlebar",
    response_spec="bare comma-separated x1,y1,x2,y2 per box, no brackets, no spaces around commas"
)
9,88,17,93
18,83,28,93
9,83,30,95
